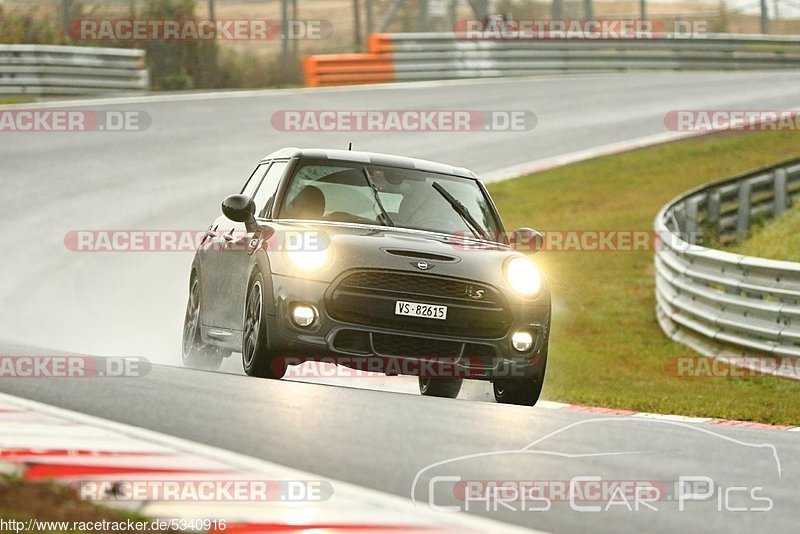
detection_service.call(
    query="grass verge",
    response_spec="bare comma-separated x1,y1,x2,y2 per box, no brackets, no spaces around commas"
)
487,130,800,425
0,96,35,105
726,203,800,262
0,478,173,533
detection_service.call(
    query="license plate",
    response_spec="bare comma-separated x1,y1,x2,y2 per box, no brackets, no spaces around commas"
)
395,301,447,320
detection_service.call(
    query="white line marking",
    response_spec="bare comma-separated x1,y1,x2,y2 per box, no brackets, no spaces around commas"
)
0,391,541,533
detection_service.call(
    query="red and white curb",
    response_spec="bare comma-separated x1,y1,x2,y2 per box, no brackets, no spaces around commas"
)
535,400,800,432
0,392,539,533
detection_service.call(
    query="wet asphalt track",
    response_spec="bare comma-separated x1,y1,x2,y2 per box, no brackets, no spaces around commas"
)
2,72,800,532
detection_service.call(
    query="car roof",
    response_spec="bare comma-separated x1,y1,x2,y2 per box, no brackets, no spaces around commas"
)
261,147,480,180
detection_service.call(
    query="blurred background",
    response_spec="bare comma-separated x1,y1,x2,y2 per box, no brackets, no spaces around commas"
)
2,0,800,90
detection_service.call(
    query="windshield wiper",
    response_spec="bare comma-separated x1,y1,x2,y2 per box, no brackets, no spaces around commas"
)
431,182,487,240
363,167,395,227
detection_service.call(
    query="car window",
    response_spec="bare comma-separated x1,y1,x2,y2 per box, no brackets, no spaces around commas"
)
241,163,269,197
252,161,288,218
278,160,501,239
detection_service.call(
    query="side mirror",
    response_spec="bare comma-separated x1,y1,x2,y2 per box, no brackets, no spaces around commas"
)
510,227,544,254
222,194,258,231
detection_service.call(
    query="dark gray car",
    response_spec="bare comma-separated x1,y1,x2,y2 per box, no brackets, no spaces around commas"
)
182,148,551,405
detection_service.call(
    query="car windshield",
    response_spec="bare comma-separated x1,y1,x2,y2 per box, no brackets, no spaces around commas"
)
277,160,502,240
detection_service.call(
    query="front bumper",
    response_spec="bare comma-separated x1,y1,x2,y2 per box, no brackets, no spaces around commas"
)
266,273,550,380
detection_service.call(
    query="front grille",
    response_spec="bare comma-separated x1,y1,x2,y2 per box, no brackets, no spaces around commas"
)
338,271,501,304
331,329,497,364
327,270,509,338
372,333,461,358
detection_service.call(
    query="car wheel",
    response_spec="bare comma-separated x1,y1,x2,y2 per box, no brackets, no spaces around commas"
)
493,374,544,406
242,273,285,379
418,376,462,399
182,275,224,371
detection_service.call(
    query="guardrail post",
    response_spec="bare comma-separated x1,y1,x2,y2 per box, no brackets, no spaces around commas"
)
736,180,752,240
707,188,721,231
685,198,699,245
774,167,788,216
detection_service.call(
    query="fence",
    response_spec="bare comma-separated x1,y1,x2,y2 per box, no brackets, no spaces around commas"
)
0,44,149,96
304,32,800,86
654,159,800,378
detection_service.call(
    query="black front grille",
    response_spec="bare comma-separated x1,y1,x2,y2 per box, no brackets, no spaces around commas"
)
372,333,461,359
331,329,497,365
338,271,501,304
327,270,509,338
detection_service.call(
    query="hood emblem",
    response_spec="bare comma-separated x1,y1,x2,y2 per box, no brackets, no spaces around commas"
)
414,261,433,271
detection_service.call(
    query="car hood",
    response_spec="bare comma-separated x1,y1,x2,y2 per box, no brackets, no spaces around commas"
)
265,220,545,297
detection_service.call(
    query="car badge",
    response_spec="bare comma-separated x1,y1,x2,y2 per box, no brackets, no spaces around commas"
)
466,286,485,300
414,261,433,271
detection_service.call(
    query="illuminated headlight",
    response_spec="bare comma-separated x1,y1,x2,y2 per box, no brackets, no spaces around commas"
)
285,232,331,271
291,304,318,328
512,331,534,352
505,256,542,297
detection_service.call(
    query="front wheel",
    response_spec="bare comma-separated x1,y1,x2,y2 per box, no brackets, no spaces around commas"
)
493,374,544,406
242,273,285,379
182,275,223,371
418,377,462,399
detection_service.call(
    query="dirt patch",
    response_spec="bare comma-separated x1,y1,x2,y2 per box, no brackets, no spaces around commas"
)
0,478,174,532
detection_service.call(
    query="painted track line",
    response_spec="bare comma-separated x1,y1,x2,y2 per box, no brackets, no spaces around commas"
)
0,391,541,533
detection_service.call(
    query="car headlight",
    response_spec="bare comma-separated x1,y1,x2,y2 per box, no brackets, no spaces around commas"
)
285,232,331,272
505,256,542,297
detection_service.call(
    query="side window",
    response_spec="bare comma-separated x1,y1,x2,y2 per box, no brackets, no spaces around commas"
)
252,161,288,217
242,163,269,197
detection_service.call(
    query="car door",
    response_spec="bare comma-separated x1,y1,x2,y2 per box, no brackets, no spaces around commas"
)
215,160,289,333
199,162,269,330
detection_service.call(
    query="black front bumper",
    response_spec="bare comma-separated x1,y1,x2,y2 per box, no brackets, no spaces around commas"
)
265,271,550,380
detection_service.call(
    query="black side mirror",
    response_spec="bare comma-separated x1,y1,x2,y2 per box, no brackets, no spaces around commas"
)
510,227,544,254
222,194,258,231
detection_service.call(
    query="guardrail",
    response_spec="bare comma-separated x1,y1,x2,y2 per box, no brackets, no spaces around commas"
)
654,159,800,378
0,44,149,96
304,32,800,86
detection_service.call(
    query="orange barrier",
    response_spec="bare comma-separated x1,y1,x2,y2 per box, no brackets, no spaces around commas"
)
303,34,395,87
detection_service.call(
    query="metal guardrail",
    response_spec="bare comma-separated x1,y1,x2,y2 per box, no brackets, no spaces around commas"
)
304,32,800,86
0,44,149,96
654,159,800,377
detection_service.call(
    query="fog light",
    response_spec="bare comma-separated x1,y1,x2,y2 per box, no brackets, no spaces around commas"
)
512,331,534,352
291,304,317,327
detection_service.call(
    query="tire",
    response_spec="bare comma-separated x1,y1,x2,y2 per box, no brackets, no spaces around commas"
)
242,273,285,379
493,374,545,406
418,376,462,399
182,275,224,371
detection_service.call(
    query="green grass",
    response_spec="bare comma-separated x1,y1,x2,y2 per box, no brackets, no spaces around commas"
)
726,203,800,262
0,96,35,105
487,130,800,425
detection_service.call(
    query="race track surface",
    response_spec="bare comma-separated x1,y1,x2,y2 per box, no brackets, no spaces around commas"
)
2,71,800,532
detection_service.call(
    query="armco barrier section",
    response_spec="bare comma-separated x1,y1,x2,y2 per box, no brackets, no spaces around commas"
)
654,159,800,378
304,33,800,86
0,44,149,96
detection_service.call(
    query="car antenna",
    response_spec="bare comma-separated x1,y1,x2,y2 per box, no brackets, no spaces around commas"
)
348,142,352,151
